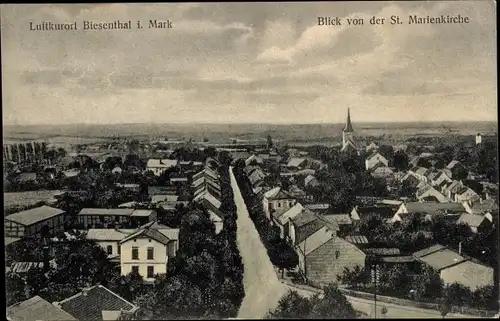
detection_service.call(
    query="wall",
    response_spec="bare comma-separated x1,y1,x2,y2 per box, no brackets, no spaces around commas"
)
120,237,168,281
94,240,121,256
305,237,366,285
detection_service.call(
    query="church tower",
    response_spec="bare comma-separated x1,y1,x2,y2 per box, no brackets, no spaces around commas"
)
341,108,357,152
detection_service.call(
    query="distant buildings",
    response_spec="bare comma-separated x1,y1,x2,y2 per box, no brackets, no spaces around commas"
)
476,133,482,145
146,158,178,176
77,208,157,229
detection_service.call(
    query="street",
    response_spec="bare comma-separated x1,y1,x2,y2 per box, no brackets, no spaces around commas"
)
230,167,289,319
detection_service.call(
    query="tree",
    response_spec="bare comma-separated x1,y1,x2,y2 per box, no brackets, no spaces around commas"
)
392,150,409,171
266,290,314,319
109,270,146,302
6,272,26,306
443,282,474,307
309,284,356,318
270,240,299,278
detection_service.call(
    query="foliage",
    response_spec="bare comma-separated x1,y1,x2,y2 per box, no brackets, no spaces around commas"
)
267,284,356,319
109,270,147,302
6,272,27,306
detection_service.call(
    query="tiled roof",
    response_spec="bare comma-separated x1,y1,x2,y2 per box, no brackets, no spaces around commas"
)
295,219,327,245
78,208,134,216
120,226,173,245
57,285,137,321
5,206,65,226
7,296,77,321
193,191,221,209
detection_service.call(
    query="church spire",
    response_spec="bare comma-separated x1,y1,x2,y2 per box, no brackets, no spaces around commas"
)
344,108,354,132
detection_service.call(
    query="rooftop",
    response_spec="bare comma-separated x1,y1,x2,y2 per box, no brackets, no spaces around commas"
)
5,206,65,226
56,285,137,321
7,296,77,321
78,208,134,216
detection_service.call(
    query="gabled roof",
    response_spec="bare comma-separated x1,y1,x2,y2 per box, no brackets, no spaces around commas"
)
287,157,307,168
119,225,176,245
193,191,221,209
341,138,357,151
276,203,304,225
304,174,318,186
415,247,467,271
248,169,266,185
366,152,387,162
5,206,65,226
457,213,488,228
7,296,77,321
56,285,137,321
146,158,178,168
323,214,352,225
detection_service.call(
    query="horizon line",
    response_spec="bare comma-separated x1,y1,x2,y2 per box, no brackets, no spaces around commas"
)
3,120,498,127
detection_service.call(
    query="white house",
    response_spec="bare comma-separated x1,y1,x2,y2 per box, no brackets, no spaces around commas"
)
476,133,482,145
146,159,178,176
85,228,136,261
119,223,179,281
263,187,296,221
365,152,388,171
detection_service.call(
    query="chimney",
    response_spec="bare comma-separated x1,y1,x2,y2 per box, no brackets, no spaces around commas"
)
42,246,50,273
82,288,89,296
458,241,462,256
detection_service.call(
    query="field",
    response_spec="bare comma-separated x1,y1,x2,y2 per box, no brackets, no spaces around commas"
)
3,121,497,147
4,190,62,212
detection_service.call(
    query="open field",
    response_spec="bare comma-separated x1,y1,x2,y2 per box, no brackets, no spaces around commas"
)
4,190,62,212
3,122,497,146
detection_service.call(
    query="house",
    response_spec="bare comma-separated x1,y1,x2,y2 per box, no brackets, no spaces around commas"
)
409,167,430,182
119,222,179,281
273,203,304,238
288,210,339,247
322,213,353,235
77,208,157,229
454,186,480,204
429,170,452,187
194,191,224,234
146,159,178,176
245,154,264,166
475,133,482,145
263,187,296,221
248,168,266,187
4,206,66,238
303,236,366,286
192,167,219,184
366,142,379,153
365,152,389,171
192,176,221,200
7,296,77,321
392,202,465,223
456,213,492,233
286,157,308,170
416,185,449,203
371,166,394,179
464,198,499,215
54,284,139,321
85,228,136,261
413,245,493,291
304,174,319,188
287,185,312,203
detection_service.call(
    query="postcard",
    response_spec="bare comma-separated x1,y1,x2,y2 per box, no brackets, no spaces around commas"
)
2,2,498,320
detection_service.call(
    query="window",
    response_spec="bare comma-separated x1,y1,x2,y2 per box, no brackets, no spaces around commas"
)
147,247,154,260
118,246,121,255
335,251,340,259
132,247,139,260
277,202,281,208
131,266,139,275
147,266,154,278
106,245,113,255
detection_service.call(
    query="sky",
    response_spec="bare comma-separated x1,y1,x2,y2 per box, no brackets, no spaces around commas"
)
1,1,497,125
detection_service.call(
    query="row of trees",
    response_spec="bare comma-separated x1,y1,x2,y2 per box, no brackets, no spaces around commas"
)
233,162,299,280
6,236,120,306
358,212,497,267
132,155,245,319
266,285,357,319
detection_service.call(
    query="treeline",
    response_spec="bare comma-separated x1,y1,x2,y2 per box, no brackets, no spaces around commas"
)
233,161,299,278
339,263,494,311
134,156,245,319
